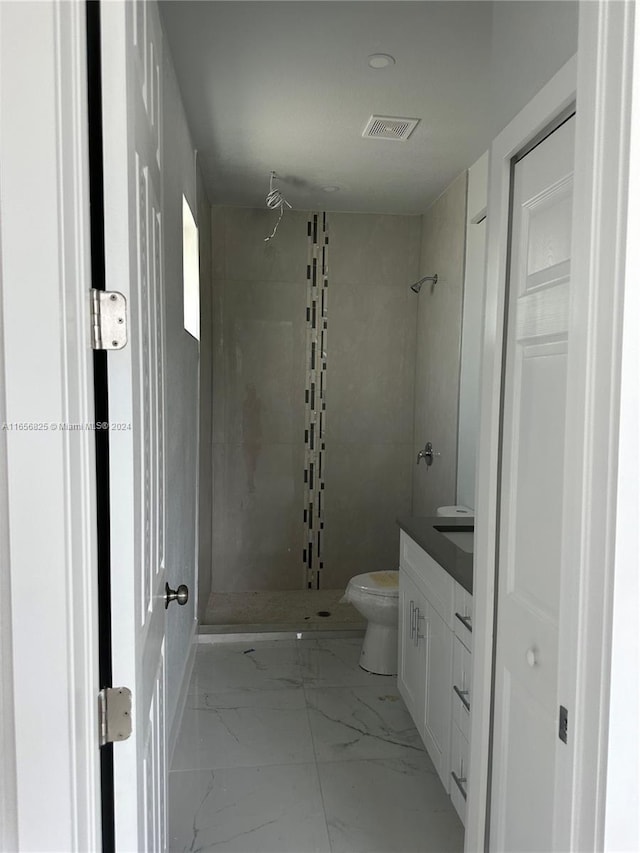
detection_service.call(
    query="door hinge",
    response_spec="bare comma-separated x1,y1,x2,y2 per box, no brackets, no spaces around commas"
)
98,687,132,747
90,289,128,350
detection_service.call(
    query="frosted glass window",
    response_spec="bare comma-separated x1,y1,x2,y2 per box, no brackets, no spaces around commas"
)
182,195,200,340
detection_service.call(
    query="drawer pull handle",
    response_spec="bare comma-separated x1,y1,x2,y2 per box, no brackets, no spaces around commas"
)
415,609,425,646
455,612,472,632
451,770,467,801
409,600,415,638
453,685,471,711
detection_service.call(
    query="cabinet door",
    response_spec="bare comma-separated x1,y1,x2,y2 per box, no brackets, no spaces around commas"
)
422,601,453,790
400,532,455,627
398,570,426,728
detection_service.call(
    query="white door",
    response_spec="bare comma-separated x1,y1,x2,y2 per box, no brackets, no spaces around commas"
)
490,114,575,851
101,2,168,849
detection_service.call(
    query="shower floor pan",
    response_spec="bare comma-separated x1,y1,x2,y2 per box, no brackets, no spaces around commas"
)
202,588,366,636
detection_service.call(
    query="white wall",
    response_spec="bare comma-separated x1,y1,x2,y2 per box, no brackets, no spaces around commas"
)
0,154,18,853
197,168,213,621
162,46,210,735
490,1,579,136
604,188,640,851
412,173,468,515
457,153,488,510
604,6,640,842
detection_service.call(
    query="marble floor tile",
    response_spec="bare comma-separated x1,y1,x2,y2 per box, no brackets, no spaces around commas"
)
169,763,331,853
298,638,393,688
172,688,314,772
306,684,425,762
317,756,464,853
188,641,303,697
169,638,464,853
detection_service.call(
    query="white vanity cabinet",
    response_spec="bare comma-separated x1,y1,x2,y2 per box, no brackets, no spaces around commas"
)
398,530,473,824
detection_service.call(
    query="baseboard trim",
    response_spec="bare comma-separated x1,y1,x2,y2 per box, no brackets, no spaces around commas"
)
168,621,198,769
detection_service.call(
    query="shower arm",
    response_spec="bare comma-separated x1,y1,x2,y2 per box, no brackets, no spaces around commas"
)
410,274,438,293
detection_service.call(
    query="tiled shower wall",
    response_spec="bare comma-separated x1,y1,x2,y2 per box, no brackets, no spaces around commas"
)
412,173,468,515
210,207,308,593
210,207,421,594
322,213,421,588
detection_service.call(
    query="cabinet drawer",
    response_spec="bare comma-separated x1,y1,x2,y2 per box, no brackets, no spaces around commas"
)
452,635,471,740
400,532,454,626
450,722,469,826
453,583,473,649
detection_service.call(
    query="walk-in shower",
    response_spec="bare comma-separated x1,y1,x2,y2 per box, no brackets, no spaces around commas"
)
206,206,424,635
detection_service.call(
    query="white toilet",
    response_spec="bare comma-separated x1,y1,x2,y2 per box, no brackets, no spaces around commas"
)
343,570,399,675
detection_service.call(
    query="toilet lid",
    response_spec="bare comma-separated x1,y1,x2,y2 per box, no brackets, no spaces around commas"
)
348,571,399,597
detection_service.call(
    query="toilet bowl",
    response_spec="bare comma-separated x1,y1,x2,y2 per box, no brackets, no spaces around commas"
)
343,571,399,675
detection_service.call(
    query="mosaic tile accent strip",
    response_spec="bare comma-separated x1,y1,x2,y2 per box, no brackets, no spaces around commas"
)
303,213,328,589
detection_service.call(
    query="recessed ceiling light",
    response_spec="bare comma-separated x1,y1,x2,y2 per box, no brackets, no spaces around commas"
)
368,53,396,69
322,185,340,193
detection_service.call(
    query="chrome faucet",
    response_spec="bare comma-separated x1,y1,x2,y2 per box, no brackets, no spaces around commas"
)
417,441,440,466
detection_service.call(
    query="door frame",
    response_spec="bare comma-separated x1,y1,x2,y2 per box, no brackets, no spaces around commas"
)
467,3,638,850
0,1,101,849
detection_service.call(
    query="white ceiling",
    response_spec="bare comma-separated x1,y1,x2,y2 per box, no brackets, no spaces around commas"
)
159,1,578,214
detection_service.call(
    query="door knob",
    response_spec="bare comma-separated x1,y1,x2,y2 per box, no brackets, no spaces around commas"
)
526,648,537,667
165,582,189,609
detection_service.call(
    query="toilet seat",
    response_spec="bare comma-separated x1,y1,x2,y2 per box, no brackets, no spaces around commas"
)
347,571,399,597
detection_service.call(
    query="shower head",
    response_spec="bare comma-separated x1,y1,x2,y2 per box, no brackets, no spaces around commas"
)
410,274,438,293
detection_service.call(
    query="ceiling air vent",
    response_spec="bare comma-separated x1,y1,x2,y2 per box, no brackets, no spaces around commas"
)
362,115,420,141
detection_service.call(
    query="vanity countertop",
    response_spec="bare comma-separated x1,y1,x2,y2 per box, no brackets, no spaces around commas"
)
396,515,473,595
